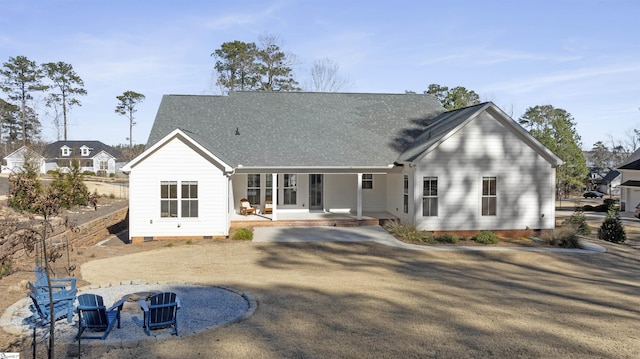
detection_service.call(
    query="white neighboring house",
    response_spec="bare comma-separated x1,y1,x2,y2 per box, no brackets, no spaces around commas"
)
122,92,563,242
42,141,124,175
617,148,640,213
2,146,45,174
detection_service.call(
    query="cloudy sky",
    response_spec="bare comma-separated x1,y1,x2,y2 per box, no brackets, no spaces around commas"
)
1,0,638,150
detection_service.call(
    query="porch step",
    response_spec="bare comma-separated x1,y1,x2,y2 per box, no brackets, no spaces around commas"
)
230,217,380,229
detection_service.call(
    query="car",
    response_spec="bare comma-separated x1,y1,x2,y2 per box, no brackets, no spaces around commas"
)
583,190,604,198
635,203,640,219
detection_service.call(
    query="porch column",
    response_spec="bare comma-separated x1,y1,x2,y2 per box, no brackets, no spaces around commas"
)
271,173,278,221
357,173,363,220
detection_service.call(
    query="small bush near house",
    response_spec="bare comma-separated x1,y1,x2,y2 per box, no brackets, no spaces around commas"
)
598,207,626,243
383,221,430,243
473,231,500,244
166,242,174,248
233,227,253,240
565,207,591,235
541,227,580,248
434,233,459,244
83,171,96,176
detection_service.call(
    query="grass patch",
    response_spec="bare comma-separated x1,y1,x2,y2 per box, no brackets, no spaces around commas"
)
232,227,253,240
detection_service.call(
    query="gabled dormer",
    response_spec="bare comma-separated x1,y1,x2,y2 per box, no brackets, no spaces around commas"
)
61,145,71,157
80,145,92,157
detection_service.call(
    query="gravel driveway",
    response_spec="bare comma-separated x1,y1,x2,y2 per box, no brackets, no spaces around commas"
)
25,237,639,359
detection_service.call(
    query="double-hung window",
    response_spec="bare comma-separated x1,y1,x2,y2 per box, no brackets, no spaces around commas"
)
482,177,497,216
181,181,198,217
362,174,373,189
160,181,198,218
160,181,178,217
422,177,438,216
247,174,260,205
403,175,409,214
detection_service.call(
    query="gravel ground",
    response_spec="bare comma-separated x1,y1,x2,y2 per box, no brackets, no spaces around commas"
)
4,283,253,345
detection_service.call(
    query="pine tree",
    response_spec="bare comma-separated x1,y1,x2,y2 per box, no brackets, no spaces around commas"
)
598,206,626,243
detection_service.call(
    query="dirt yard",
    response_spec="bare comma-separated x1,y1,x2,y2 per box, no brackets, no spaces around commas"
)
1,232,639,357
1,185,638,358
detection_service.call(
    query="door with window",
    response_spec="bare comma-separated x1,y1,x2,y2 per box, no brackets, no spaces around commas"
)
309,174,323,210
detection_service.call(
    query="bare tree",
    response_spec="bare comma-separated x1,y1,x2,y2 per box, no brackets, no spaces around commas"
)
309,58,353,92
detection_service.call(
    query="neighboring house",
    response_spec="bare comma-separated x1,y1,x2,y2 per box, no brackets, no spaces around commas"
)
2,146,46,174
42,141,124,175
596,169,620,196
122,92,563,242
617,148,640,213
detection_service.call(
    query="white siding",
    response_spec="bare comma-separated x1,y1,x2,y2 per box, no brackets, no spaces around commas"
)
325,174,356,212
413,112,556,231
620,169,640,213
128,137,229,238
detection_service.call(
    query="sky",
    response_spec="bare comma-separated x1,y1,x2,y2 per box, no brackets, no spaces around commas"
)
0,0,639,150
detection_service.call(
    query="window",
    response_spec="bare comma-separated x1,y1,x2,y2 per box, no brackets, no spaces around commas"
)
160,181,178,217
422,177,438,216
266,174,273,200
482,177,497,216
362,174,373,189
403,175,409,214
283,174,297,205
181,181,198,218
80,146,90,156
99,161,108,171
61,147,71,157
247,174,260,205
161,181,198,218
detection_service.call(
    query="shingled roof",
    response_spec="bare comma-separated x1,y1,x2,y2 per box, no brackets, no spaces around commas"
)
43,141,123,160
146,92,446,168
618,147,640,170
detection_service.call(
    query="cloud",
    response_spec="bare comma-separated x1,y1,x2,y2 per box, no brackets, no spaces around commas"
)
485,63,640,95
419,48,581,66
201,3,282,30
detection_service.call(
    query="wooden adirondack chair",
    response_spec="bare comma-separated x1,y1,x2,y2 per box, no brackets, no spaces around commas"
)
139,292,180,336
239,198,256,215
264,197,273,214
76,294,126,340
28,281,76,325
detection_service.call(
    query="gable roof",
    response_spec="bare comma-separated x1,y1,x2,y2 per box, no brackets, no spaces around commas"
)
3,145,44,160
618,147,640,170
396,102,563,166
145,92,446,168
43,141,123,160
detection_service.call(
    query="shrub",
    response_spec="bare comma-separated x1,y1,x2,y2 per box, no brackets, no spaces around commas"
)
233,227,253,240
473,231,499,244
166,242,174,248
565,207,590,235
598,207,626,243
383,221,430,243
82,171,96,176
434,233,459,243
541,227,580,248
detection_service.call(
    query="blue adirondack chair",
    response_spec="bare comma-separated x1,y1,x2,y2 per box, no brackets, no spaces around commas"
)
28,281,76,325
34,266,78,297
139,292,180,336
76,294,126,340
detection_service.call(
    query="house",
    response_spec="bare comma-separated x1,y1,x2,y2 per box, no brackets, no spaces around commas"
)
2,146,46,174
42,141,124,175
618,147,640,212
122,92,563,242
596,169,620,197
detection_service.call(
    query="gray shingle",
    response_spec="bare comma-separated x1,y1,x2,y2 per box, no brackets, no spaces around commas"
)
146,92,446,168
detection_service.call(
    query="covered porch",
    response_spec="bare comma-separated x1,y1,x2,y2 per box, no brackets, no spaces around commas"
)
230,210,397,229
